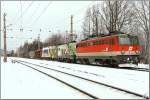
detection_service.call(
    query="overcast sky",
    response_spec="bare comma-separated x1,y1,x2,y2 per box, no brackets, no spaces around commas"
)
1,1,101,51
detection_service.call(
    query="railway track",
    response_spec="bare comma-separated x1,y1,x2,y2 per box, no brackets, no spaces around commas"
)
14,59,98,99
37,58,149,72
91,64,149,72
14,59,149,99
75,61,149,72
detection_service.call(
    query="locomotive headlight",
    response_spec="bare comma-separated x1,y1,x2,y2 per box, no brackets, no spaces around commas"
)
121,50,125,55
121,47,125,55
135,50,139,54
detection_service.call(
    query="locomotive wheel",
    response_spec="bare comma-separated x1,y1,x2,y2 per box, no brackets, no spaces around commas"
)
95,59,99,65
76,59,83,64
83,58,90,65
99,59,105,65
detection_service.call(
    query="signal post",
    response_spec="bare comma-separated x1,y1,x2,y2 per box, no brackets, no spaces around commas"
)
3,13,7,62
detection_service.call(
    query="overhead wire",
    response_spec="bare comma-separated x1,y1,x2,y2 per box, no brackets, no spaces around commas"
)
29,1,52,27
2,1,6,13
50,1,94,28
1,1,5,31
6,1,96,50
46,1,95,33
10,1,26,25
12,1,34,27
24,2,41,28
6,1,95,37
20,0,23,29
6,36,32,39
10,1,93,33
21,1,93,32
6,2,93,35
21,1,52,37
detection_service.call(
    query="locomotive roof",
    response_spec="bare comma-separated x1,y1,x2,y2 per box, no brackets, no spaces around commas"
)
79,33,138,44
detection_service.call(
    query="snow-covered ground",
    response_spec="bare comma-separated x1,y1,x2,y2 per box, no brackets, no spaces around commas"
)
1,57,92,99
1,57,149,99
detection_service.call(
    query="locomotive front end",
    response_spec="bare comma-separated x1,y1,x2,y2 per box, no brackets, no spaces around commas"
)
118,34,141,64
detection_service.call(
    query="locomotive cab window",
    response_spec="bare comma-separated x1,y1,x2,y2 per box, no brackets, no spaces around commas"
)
129,35,139,45
119,35,130,45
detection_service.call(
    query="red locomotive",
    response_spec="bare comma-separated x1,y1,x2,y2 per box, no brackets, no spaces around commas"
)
76,32,141,65
34,31,141,66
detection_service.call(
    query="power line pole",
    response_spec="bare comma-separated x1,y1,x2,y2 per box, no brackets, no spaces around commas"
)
70,15,73,42
70,15,73,34
65,30,68,43
14,33,16,57
70,15,74,42
38,33,40,50
3,13,7,62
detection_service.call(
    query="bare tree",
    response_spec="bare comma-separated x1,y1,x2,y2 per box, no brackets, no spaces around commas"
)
91,4,99,36
17,39,43,58
51,34,65,45
82,4,102,39
133,1,150,63
99,0,135,33
82,0,135,37
43,33,65,47
82,7,92,39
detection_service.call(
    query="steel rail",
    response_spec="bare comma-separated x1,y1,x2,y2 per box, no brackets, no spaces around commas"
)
15,60,99,99
16,59,149,99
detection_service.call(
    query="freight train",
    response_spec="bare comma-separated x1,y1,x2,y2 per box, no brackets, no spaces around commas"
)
34,32,141,66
